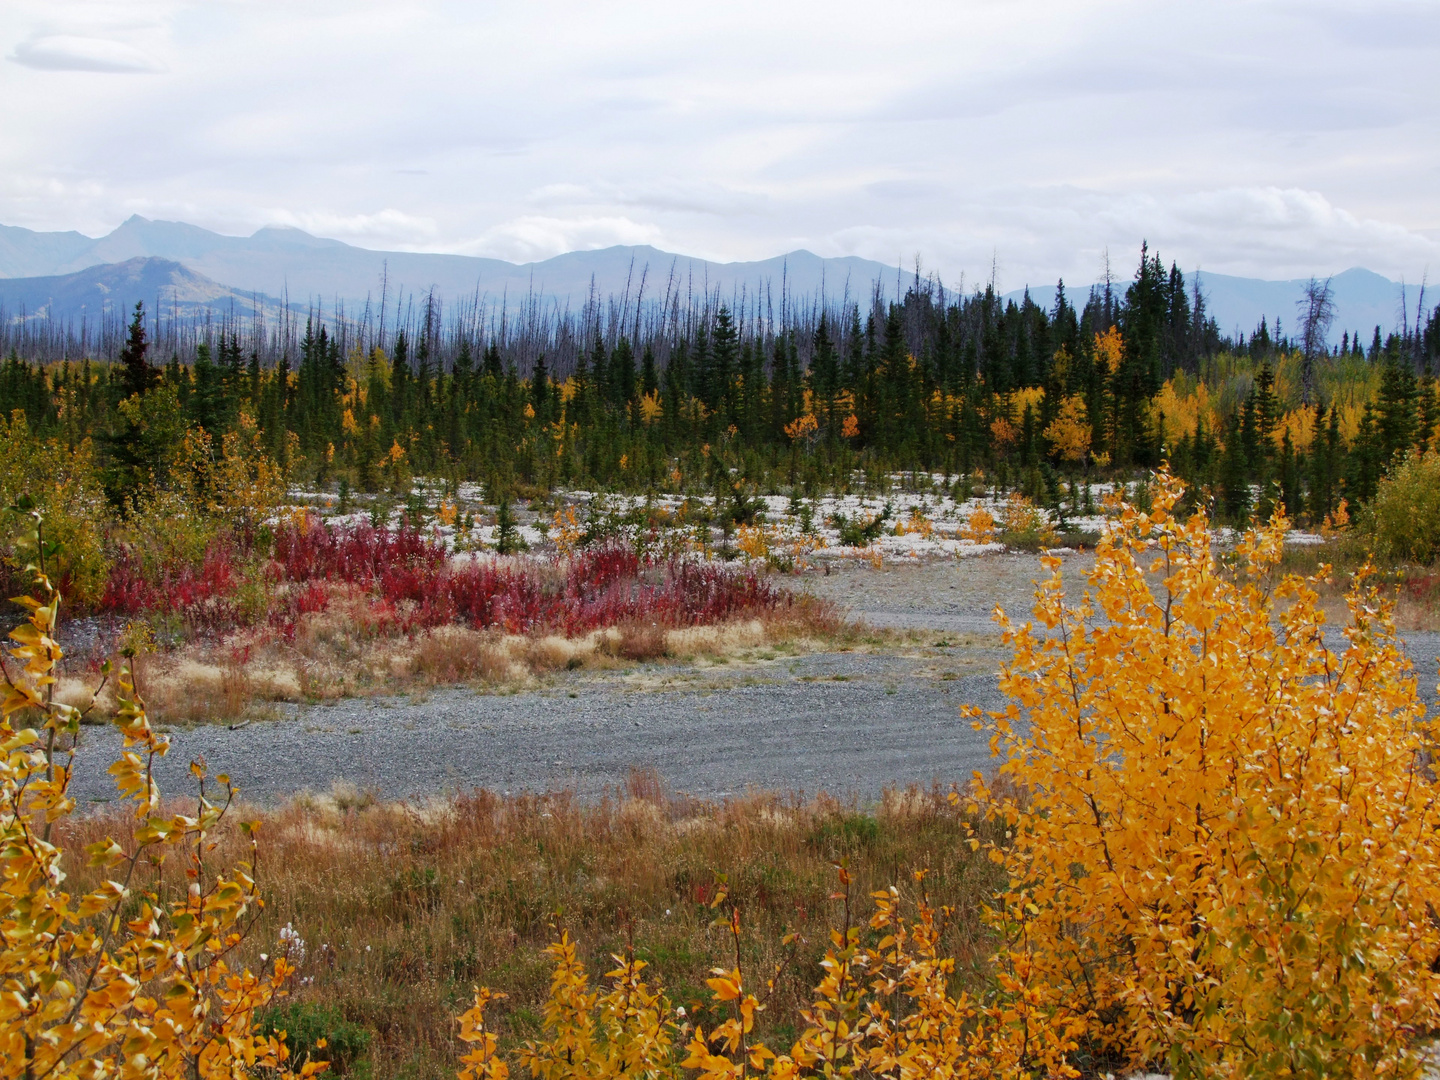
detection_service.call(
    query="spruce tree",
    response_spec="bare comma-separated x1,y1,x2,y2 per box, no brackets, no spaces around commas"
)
1219,411,1251,524
1376,358,1419,464
639,345,658,399
117,302,155,399
809,313,839,435
532,355,551,422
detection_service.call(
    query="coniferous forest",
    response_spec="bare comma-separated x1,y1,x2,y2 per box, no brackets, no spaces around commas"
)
3,243,1440,523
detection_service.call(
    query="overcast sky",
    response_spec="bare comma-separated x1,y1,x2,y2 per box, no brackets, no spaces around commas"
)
2,0,1437,288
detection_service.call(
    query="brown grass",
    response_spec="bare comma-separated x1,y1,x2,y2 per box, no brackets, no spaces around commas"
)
79,594,855,727
1268,541,1440,632
606,619,670,661
56,773,1003,1079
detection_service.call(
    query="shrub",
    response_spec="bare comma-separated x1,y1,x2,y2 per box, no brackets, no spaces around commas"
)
996,492,1057,551
1359,449,1440,565
0,413,112,605
960,504,998,543
978,469,1440,1078
0,509,312,1078
262,1003,373,1078
457,874,1083,1080
830,504,890,548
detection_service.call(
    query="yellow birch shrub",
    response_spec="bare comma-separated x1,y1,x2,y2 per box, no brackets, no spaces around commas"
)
961,506,998,543
976,468,1440,1079
736,524,770,562
456,873,1084,1080
0,510,314,1079
0,413,111,606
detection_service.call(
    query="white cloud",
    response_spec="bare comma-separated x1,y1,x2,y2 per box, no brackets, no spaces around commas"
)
0,1,1435,285
260,208,439,249
465,216,667,264
10,35,163,73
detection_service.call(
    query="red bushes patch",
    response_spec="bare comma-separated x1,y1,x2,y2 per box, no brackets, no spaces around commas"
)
100,515,780,641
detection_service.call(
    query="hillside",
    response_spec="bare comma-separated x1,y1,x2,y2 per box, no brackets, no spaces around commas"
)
0,256,291,323
0,216,900,314
0,215,1424,341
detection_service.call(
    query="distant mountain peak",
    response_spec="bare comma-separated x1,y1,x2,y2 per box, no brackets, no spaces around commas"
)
0,254,292,322
0,215,1420,339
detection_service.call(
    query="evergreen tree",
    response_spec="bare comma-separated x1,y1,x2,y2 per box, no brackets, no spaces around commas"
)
709,308,739,423
117,302,155,399
532,355,551,423
639,346,658,398
1376,358,1419,464
1219,411,1251,524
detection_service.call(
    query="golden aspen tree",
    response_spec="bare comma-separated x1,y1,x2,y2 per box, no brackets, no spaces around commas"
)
977,469,1440,1078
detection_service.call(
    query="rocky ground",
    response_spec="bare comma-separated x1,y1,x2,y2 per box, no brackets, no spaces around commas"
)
65,550,1440,807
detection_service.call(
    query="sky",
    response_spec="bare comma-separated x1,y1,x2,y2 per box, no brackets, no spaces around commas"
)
2,0,1438,290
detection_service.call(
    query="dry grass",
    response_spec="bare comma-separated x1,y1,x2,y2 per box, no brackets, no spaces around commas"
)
56,773,1005,1080
70,594,856,727
1268,541,1440,633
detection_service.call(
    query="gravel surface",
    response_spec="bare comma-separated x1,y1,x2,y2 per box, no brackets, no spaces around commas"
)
64,551,1440,806
67,646,1006,807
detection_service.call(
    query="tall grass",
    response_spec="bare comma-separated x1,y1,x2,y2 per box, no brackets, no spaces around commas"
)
55,777,1004,1080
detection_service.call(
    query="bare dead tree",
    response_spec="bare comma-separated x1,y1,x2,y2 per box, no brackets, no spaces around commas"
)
1297,276,1336,404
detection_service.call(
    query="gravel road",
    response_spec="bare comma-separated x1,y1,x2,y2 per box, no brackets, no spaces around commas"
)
64,552,1440,806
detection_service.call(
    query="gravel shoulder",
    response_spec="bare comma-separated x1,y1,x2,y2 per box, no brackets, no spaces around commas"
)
68,641,1007,807
65,549,1440,806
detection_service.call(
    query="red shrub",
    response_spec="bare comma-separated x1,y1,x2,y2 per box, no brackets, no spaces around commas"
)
101,549,161,616
98,520,783,644
271,517,445,588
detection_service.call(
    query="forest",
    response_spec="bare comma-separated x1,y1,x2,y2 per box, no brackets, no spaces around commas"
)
7,246,1440,1079
2,244,1439,527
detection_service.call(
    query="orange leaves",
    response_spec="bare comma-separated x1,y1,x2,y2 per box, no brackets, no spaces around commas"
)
840,414,859,439
1094,325,1124,374
989,416,1018,449
464,858,1087,1080
783,414,818,442
976,467,1440,1077
457,988,509,1080
960,506,998,544
705,969,743,1004
0,510,299,1080
550,506,583,557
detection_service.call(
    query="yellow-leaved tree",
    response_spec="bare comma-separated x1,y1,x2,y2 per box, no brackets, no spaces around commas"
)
0,505,317,1079
451,469,1440,1078
455,870,1084,1080
978,468,1440,1078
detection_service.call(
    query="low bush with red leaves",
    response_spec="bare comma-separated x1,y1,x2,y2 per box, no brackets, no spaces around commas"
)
98,515,785,643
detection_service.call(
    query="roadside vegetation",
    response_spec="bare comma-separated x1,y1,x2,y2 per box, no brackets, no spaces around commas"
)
5,243,1440,1075
7,469,1440,1078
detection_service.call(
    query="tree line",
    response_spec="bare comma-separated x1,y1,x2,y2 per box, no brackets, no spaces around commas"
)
2,244,1438,524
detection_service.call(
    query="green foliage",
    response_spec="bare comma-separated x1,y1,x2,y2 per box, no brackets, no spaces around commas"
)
1359,449,1440,565
803,812,880,855
102,383,189,510
261,1002,373,1078
495,497,526,554
830,505,890,547
0,411,111,604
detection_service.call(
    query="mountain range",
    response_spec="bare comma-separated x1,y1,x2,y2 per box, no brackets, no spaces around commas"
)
0,215,1424,343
